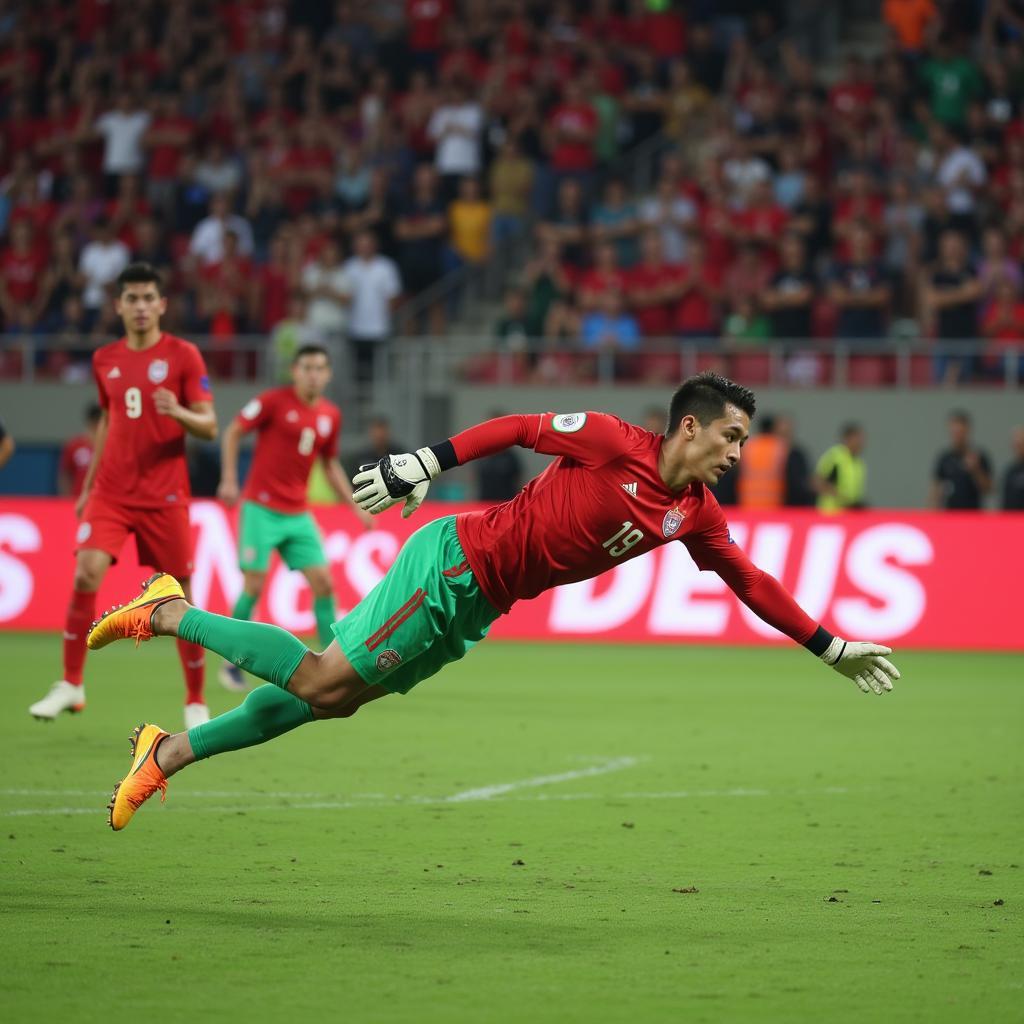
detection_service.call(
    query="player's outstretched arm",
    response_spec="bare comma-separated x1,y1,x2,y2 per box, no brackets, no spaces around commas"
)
324,457,374,528
75,409,109,518
217,418,243,506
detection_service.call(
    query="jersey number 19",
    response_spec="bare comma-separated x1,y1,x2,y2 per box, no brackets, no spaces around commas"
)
602,521,644,558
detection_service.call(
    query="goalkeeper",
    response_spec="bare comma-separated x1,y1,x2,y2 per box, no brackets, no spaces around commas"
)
87,373,901,831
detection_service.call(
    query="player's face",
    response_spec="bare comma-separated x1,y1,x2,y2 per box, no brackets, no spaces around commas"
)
687,404,750,485
292,354,331,398
116,283,166,335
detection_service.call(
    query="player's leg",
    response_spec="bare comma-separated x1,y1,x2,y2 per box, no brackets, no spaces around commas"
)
301,564,336,648
30,497,129,719
221,500,276,690
279,509,335,649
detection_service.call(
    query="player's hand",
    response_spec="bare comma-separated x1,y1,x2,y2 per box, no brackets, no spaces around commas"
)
356,506,376,530
820,638,900,695
152,387,181,417
217,480,240,507
352,448,441,518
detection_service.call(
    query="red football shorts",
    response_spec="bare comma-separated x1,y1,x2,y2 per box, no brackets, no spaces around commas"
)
76,497,194,578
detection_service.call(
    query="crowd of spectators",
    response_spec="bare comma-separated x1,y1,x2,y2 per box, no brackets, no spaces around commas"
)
1,1,1023,388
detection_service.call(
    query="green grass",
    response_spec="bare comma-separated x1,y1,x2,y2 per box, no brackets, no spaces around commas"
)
1,634,1021,1023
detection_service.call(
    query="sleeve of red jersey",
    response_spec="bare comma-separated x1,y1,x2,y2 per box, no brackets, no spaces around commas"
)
234,390,274,434
92,353,110,410
182,344,214,406
322,408,341,460
449,412,636,469
683,497,819,645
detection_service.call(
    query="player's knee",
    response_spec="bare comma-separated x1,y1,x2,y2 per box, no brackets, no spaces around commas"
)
73,566,103,592
306,568,333,598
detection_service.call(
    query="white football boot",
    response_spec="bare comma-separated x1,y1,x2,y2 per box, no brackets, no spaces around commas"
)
29,681,86,720
218,660,249,692
183,703,210,730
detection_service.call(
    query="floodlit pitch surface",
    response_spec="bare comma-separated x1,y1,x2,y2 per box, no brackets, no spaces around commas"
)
2,634,1020,1023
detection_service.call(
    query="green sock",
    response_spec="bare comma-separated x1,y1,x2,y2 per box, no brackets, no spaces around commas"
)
232,591,257,621
188,684,314,760
313,594,336,648
178,608,308,689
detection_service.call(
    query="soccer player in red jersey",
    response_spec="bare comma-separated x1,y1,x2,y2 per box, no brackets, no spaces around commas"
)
216,344,373,690
88,373,900,831
29,263,217,729
58,403,102,498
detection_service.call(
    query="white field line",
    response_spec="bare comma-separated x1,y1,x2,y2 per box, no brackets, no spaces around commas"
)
1,785,853,818
442,756,640,803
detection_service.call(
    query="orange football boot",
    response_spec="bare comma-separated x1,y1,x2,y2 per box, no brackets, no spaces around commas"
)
108,723,170,831
87,573,185,650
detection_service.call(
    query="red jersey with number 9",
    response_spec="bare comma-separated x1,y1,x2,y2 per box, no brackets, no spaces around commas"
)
91,334,213,508
236,386,341,513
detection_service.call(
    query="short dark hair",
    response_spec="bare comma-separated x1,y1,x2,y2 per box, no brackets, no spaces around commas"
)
85,402,102,425
949,409,971,426
759,414,777,434
666,372,756,434
293,344,330,364
117,262,162,295
841,421,863,439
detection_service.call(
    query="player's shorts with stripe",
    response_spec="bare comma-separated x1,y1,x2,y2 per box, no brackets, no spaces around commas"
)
333,515,500,695
76,496,194,578
238,500,327,572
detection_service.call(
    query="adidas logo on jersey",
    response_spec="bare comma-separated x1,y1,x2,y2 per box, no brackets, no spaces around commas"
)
107,367,121,378
621,482,638,498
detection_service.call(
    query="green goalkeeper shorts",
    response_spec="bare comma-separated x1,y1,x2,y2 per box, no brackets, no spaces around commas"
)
332,515,500,694
238,500,327,572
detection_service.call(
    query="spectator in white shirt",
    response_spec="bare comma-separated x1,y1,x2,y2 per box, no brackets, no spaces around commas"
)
193,140,244,197
427,80,484,205
188,193,255,267
94,94,152,193
302,239,351,344
342,230,402,385
638,176,698,264
78,219,130,327
933,123,986,223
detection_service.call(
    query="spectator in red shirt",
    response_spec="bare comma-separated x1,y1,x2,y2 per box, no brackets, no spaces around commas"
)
577,242,629,313
981,276,1024,378
829,55,877,129
628,230,684,338
546,79,598,182
406,0,454,70
144,93,195,218
0,221,49,331
672,237,723,339
733,179,789,268
832,168,885,262
58,404,102,498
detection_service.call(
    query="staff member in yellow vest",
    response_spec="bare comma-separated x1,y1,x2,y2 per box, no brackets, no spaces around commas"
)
738,414,787,508
815,422,868,512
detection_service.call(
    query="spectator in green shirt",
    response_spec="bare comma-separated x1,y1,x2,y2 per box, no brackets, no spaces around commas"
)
919,36,983,126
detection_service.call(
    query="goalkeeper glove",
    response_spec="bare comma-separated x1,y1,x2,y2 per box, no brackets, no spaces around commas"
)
820,637,900,695
352,448,442,518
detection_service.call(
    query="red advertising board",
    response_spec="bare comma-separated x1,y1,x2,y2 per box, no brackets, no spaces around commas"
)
0,499,1021,650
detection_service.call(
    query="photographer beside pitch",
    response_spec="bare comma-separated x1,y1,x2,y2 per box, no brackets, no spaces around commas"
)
86,372,900,831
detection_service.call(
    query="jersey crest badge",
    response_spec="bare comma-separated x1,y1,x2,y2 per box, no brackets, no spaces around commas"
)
147,359,169,384
375,649,402,673
662,507,686,537
317,414,332,437
552,412,587,433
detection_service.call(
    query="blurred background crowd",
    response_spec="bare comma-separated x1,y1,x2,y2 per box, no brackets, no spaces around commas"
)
2,0,1024,389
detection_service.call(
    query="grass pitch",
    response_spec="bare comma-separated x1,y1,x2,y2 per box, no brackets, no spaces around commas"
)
1,634,1020,1023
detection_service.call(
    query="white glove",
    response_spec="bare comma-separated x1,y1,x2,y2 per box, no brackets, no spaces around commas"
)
351,448,441,518
820,637,900,695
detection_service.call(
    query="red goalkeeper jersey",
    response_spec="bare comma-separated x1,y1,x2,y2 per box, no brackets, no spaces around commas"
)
452,412,818,643
91,334,213,508
237,386,341,513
